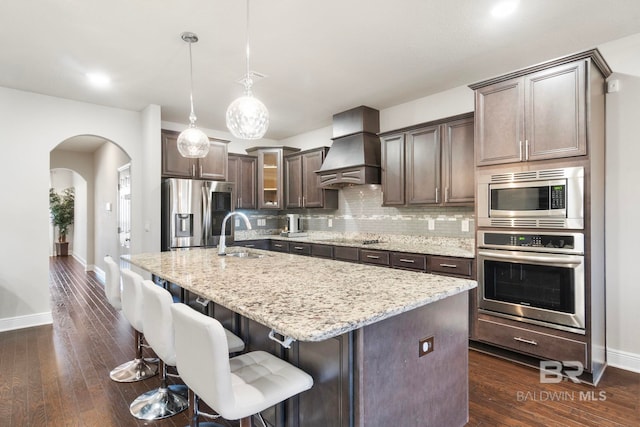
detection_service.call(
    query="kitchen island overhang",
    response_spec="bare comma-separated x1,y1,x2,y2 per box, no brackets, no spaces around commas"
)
124,247,476,426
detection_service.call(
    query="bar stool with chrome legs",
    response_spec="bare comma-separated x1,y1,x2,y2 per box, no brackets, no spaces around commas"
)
130,281,246,421
109,268,158,383
171,303,314,427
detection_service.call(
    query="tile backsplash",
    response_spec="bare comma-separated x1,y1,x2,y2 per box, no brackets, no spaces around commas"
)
238,185,475,239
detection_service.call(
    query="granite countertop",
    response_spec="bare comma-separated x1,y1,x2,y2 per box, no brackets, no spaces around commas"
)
125,247,476,343
236,231,476,259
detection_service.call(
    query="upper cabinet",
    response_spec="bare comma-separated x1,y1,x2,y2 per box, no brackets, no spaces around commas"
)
161,130,229,180
227,154,257,209
285,148,338,209
247,146,300,209
380,114,474,207
471,50,611,166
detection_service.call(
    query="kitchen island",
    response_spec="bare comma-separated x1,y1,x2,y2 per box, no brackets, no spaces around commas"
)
125,247,476,427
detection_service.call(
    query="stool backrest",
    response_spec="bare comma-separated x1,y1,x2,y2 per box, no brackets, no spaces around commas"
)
171,303,234,412
103,256,122,310
121,269,145,333
140,280,176,366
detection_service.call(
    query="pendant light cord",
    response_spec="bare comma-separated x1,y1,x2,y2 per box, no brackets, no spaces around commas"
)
244,0,253,92
188,40,197,124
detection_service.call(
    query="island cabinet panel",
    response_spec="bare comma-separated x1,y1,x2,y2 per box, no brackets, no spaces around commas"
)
311,243,333,259
359,249,390,266
355,291,469,427
334,246,359,262
390,252,427,272
289,335,351,427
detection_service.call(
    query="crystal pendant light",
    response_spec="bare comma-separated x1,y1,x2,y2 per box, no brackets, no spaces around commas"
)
226,0,269,140
177,32,210,158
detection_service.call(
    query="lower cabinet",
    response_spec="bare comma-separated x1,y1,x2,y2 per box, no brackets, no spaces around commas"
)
359,249,390,266
428,255,474,278
476,316,588,367
290,242,312,256
334,246,359,263
270,241,290,253
390,252,427,272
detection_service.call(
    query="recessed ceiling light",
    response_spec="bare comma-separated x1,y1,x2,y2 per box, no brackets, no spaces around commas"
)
86,72,111,88
491,0,519,18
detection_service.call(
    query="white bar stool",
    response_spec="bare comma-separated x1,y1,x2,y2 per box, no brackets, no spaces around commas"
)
129,280,189,420
109,268,158,382
171,303,314,427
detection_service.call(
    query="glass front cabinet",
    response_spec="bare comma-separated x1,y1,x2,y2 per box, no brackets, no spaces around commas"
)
246,146,300,209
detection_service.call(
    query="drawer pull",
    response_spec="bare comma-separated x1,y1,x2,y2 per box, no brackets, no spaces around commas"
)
399,258,415,263
366,255,380,259
245,244,255,248
514,336,538,346
274,244,283,248
293,246,304,250
439,263,458,268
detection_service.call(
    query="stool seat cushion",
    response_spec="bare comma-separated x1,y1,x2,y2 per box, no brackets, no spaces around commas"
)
225,329,245,354
224,350,313,420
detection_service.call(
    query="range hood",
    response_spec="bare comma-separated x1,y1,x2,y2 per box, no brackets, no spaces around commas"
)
316,106,381,188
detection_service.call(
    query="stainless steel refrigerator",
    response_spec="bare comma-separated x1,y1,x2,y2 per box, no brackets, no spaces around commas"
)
161,178,235,251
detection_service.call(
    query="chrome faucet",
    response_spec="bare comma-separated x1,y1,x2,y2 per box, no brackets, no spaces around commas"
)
218,212,252,255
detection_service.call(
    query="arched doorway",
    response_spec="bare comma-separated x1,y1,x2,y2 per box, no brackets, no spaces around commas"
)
50,135,131,274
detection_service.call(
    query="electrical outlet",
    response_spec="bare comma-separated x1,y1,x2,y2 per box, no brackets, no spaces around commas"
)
428,219,435,230
607,79,620,93
328,219,333,228
419,336,434,357
461,219,469,232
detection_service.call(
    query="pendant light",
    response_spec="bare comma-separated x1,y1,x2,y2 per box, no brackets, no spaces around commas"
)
226,0,269,140
177,32,210,158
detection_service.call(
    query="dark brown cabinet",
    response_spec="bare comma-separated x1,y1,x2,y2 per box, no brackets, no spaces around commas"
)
285,148,338,209
473,59,588,166
246,147,299,210
380,114,474,206
161,130,229,180
428,255,473,278
227,154,257,209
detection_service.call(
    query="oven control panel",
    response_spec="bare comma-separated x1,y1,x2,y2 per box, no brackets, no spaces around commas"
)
479,231,584,254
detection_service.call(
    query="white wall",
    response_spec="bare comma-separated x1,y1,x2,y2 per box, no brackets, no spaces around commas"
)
0,86,160,331
599,33,640,372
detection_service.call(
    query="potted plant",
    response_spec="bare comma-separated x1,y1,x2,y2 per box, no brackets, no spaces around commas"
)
49,187,75,256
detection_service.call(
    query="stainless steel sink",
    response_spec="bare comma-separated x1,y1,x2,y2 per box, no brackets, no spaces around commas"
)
225,251,264,259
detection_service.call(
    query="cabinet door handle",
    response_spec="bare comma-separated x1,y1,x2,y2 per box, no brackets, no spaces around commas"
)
445,187,449,203
302,196,306,206
399,258,415,263
298,197,301,206
192,164,196,176
518,140,523,161
200,164,203,176
366,255,380,259
435,187,439,203
525,139,530,161
514,336,538,346
439,263,458,268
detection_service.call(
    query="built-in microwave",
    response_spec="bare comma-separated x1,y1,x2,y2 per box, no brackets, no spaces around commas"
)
477,166,584,229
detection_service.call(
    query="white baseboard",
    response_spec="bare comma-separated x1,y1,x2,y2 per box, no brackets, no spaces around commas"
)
607,347,640,373
0,311,53,332
94,266,106,284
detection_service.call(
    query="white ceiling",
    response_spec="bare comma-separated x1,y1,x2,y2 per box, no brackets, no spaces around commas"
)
3,0,640,144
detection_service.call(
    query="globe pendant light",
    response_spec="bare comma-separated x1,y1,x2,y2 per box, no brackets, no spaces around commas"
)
226,0,269,140
177,32,210,158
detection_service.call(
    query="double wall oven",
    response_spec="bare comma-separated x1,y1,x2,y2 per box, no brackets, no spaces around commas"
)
476,166,586,334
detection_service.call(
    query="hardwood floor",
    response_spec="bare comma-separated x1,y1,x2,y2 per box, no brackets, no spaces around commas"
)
0,256,638,426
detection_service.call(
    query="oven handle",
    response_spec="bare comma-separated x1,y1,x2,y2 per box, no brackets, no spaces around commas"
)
478,249,583,268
